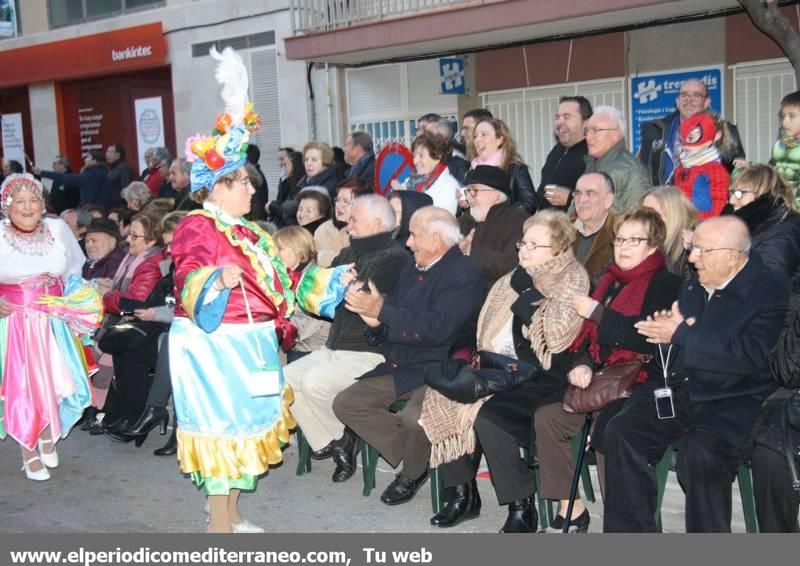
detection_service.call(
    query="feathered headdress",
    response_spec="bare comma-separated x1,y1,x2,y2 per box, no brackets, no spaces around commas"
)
186,46,261,192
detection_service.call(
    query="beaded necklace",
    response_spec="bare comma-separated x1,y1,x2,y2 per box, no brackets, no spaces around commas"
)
2,219,55,255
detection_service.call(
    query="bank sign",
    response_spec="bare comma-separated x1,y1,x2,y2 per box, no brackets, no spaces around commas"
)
629,66,724,155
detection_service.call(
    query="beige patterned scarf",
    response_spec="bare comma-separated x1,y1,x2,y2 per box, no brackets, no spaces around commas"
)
421,252,588,468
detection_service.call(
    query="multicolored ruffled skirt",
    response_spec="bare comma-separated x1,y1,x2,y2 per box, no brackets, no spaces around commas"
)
0,274,92,450
169,317,295,495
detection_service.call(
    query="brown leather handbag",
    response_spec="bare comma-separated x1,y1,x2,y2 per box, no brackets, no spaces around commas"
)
562,360,643,414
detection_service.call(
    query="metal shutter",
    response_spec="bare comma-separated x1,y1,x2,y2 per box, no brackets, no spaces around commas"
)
249,48,282,199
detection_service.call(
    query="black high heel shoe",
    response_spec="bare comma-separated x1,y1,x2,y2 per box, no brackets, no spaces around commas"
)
105,428,149,447
126,406,169,437
153,428,177,456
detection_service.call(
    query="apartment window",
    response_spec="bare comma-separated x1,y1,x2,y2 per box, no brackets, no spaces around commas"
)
48,0,163,28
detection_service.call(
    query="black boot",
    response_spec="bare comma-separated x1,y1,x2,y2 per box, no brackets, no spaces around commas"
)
500,496,538,533
430,479,481,527
154,428,177,456
331,428,362,483
127,406,169,437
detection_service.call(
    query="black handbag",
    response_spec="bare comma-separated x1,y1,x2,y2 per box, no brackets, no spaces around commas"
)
423,352,538,404
97,320,166,354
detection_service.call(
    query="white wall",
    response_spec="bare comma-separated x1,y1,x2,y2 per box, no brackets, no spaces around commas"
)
28,82,60,171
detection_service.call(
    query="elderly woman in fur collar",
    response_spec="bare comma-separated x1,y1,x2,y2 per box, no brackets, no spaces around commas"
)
420,210,589,532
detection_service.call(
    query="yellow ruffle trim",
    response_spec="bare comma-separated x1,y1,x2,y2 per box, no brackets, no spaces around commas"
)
176,385,296,479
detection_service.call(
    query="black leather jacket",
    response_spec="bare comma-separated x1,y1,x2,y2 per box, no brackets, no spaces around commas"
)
508,162,541,214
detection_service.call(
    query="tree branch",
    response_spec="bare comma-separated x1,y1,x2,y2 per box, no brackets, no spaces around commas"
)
739,0,800,84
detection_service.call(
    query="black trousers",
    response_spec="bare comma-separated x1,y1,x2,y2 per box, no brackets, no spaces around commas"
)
109,335,159,423
145,332,172,408
602,380,745,533
751,443,800,532
440,378,563,505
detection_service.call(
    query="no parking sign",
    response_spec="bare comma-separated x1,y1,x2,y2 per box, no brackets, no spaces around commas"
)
375,143,415,196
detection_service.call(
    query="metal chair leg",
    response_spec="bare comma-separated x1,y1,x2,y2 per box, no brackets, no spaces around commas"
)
564,413,592,533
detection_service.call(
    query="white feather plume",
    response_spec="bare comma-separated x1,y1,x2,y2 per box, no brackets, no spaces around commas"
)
209,46,249,124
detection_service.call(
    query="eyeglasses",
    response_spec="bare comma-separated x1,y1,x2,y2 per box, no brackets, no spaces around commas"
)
466,187,496,197
516,240,552,251
128,233,147,240
227,176,252,187
687,245,742,257
730,188,756,200
583,127,618,136
613,236,650,248
679,93,706,101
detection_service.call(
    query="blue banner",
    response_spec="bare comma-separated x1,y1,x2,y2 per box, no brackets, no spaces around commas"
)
629,66,723,155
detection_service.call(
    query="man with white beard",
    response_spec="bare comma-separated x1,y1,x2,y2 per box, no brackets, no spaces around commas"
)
458,165,530,287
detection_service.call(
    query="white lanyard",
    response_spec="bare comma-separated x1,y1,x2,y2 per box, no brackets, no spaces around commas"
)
239,279,266,368
657,343,673,389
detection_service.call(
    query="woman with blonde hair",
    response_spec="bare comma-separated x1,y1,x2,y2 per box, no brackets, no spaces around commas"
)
642,186,698,280
725,164,800,282
470,117,539,213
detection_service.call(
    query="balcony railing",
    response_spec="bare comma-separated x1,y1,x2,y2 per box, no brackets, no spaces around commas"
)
290,0,491,34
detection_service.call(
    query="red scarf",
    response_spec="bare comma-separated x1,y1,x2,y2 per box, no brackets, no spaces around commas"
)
569,250,665,383
412,162,448,193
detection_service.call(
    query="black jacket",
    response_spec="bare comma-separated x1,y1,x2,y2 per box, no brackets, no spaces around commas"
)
41,164,112,208
107,160,134,207
362,246,487,395
346,152,376,191
572,268,682,384
298,165,342,200
508,162,541,214
537,139,588,210
47,171,81,214
725,194,800,286
458,201,530,287
393,190,433,246
672,254,790,448
326,232,411,353
448,154,470,185
639,110,745,185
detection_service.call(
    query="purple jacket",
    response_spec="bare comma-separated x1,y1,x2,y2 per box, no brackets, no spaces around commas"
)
82,247,126,280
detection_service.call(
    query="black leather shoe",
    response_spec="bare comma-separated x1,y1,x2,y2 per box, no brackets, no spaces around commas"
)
154,428,177,456
105,428,148,447
431,479,481,527
380,471,428,505
127,406,169,437
79,407,98,431
310,440,335,461
500,496,538,533
331,429,362,483
547,509,590,533
105,418,130,435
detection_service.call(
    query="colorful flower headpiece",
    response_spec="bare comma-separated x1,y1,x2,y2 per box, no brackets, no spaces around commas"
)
185,46,261,193
1,173,43,215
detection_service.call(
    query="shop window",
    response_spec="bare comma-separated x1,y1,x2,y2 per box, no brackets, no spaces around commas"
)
48,0,163,28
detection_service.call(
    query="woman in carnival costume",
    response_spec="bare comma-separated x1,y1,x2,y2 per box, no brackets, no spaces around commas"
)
0,174,95,481
170,47,350,533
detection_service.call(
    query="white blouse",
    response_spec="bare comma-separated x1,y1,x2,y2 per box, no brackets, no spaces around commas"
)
0,217,86,284
425,169,460,215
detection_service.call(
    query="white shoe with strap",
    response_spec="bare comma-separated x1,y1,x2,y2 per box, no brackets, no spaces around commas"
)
38,437,59,468
22,456,51,481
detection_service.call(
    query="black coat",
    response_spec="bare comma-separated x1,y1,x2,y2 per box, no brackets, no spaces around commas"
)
572,268,682,384
41,164,112,208
298,165,342,200
672,254,790,448
362,246,487,395
107,160,134,207
725,194,800,286
327,232,411,353
537,139,588,210
508,162,541,214
47,173,81,214
346,152,376,191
